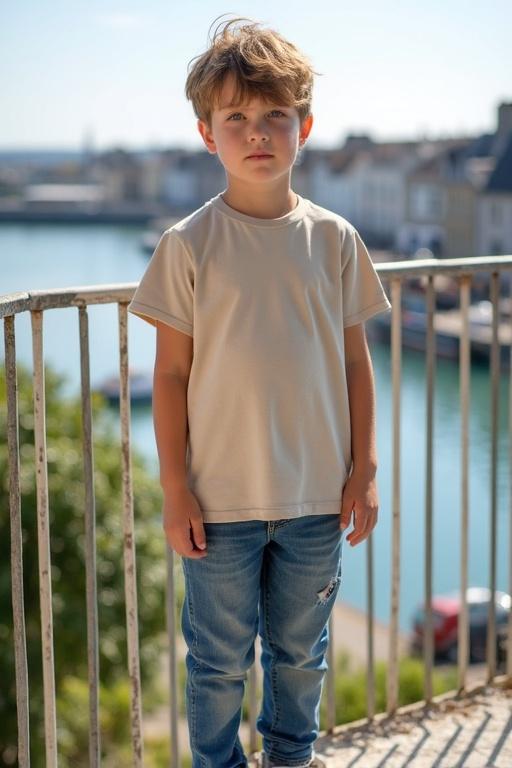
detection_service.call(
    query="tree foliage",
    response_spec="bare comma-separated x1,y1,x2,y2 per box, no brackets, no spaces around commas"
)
0,362,167,766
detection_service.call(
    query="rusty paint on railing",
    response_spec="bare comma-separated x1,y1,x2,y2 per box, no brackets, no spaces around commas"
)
387,278,402,716
118,302,144,764
166,545,180,765
424,275,436,704
248,654,259,751
78,306,101,766
487,273,500,682
30,310,58,767
458,277,471,692
376,255,512,278
4,315,30,767
0,285,137,318
325,613,336,732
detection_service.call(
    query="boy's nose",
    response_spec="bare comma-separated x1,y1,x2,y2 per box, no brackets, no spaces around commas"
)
248,122,270,142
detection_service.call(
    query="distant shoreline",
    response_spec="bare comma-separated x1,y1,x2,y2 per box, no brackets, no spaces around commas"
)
0,202,187,225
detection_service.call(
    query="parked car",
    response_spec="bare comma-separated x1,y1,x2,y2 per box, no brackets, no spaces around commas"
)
410,587,511,663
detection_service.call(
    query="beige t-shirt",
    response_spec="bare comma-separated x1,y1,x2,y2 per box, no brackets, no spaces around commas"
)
128,191,391,522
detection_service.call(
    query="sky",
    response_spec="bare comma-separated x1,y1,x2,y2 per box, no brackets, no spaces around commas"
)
1,0,510,152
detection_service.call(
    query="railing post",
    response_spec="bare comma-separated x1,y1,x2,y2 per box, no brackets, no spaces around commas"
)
78,305,101,766
118,302,144,765
31,309,58,768
166,546,180,766
424,275,436,703
247,655,259,751
487,272,500,682
458,276,471,691
5,315,31,767
366,530,375,719
387,278,402,715
326,613,336,732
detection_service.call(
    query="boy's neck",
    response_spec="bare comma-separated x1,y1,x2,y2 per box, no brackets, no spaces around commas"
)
221,178,298,220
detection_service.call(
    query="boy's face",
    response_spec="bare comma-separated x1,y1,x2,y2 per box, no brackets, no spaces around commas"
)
197,72,313,189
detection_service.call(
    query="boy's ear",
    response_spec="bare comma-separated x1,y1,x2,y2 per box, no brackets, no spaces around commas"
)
300,113,314,145
197,119,217,154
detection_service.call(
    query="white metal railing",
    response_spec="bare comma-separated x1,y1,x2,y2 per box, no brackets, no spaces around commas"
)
2,255,512,766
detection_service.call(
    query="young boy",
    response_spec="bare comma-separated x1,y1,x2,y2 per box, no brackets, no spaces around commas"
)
128,15,391,768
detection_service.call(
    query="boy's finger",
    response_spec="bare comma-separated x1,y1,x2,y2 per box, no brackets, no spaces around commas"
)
168,534,207,559
346,507,365,538
347,510,376,545
182,533,207,558
339,496,353,530
190,517,207,550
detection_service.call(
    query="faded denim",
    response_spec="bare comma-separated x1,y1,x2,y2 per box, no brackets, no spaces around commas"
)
181,513,345,767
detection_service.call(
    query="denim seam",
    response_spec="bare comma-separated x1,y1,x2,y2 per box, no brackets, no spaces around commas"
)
262,553,281,733
184,560,207,768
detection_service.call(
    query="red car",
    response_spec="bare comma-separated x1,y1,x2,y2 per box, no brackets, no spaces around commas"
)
410,587,511,663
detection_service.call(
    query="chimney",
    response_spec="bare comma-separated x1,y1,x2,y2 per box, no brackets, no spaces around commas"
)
493,102,512,157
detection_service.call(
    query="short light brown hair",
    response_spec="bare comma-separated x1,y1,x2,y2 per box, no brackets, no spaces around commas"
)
185,15,320,129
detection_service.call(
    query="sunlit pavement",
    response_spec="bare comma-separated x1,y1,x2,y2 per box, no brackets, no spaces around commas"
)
296,683,512,768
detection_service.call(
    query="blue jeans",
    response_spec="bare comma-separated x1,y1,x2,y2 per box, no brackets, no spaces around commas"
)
181,513,345,767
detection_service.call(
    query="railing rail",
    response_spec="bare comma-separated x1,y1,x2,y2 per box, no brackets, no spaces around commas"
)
2,254,512,766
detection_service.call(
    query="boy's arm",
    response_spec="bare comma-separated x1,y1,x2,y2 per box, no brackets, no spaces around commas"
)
344,322,378,476
153,321,193,492
153,321,208,558
340,322,379,546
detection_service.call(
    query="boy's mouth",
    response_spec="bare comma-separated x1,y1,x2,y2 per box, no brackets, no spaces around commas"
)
246,151,274,159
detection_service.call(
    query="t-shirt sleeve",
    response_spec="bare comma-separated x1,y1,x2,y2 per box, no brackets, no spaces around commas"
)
127,228,194,336
341,226,392,328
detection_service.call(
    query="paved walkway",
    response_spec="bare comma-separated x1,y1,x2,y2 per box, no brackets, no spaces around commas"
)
306,683,512,768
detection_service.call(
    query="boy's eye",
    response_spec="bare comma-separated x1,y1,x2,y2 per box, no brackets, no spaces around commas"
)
226,109,286,121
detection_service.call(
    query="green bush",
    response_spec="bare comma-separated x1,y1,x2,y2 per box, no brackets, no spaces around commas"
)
55,674,180,768
0,362,169,766
319,651,459,728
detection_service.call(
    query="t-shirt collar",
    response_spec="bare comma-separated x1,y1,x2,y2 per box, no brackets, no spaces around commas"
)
210,190,307,227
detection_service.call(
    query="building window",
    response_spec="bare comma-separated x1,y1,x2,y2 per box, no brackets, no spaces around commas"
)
430,236,443,257
490,202,502,226
411,184,444,221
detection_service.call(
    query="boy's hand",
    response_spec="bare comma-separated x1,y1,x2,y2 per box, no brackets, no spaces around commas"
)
339,470,379,547
162,486,208,558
